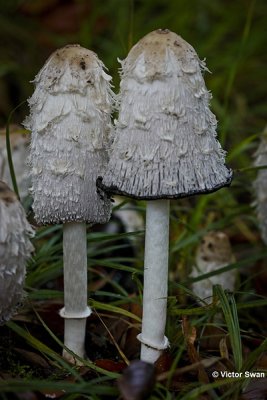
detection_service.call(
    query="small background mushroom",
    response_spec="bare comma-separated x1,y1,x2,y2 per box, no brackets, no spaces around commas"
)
0,181,34,324
253,126,267,245
0,125,30,201
190,231,236,304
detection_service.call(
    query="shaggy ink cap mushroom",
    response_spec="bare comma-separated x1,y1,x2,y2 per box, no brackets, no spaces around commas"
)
25,44,113,225
0,181,34,324
97,29,232,199
97,29,233,364
24,44,114,362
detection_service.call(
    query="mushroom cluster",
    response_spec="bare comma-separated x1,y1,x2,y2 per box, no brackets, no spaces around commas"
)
0,181,34,324
25,44,114,362
24,30,232,364
97,29,232,363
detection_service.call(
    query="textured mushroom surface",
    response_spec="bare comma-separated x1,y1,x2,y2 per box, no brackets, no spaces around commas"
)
98,29,232,199
0,181,34,324
191,231,235,303
254,128,267,244
0,126,30,199
25,44,113,224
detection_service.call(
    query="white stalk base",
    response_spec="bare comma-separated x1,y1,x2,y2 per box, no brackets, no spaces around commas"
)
62,318,88,364
61,222,92,363
138,200,170,363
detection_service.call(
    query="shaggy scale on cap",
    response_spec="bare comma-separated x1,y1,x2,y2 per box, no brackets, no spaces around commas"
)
97,29,232,199
25,44,113,224
0,181,34,324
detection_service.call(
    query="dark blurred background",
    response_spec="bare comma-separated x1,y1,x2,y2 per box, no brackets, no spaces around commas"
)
0,0,266,163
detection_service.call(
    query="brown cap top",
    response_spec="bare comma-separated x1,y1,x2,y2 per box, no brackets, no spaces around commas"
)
0,180,18,204
97,30,232,200
124,29,200,81
24,44,114,225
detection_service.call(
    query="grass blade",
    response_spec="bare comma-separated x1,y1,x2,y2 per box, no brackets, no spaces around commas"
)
213,285,242,371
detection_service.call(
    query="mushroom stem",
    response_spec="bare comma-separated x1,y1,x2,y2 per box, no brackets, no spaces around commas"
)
60,222,91,362
138,200,170,363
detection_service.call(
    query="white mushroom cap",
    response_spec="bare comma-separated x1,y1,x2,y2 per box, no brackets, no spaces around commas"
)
98,29,232,199
24,44,114,225
0,181,34,324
